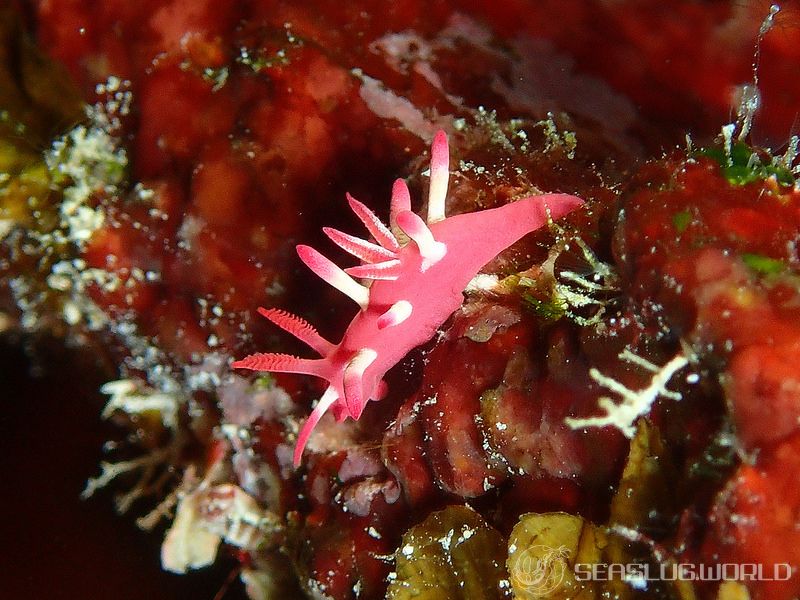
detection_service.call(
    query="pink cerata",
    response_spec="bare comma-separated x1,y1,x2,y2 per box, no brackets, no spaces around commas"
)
233,131,583,465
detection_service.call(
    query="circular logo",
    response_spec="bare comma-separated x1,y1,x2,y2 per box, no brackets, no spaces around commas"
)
509,544,570,598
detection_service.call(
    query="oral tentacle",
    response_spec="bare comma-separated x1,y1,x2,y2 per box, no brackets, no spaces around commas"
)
346,193,399,251
256,307,335,356
294,386,339,467
296,244,370,309
427,129,449,224
322,227,397,263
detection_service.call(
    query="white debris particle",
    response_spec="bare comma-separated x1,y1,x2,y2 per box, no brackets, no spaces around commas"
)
43,260,124,330
735,84,761,142
439,529,454,551
422,395,438,406
458,526,474,543
401,544,415,557
134,182,155,201
464,273,499,293
721,123,736,166
367,526,382,539
62,301,82,325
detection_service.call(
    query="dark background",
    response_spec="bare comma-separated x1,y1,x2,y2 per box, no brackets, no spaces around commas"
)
0,335,244,600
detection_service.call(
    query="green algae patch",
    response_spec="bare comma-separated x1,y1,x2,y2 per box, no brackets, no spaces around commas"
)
741,252,786,275
699,142,795,187
671,210,692,234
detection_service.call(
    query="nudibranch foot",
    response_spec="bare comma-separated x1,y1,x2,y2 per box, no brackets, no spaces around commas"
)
234,130,584,466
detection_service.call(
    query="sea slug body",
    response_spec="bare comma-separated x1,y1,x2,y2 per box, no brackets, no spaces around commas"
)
233,131,583,465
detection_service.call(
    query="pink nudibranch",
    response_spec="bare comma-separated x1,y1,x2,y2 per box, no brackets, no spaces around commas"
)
233,131,583,466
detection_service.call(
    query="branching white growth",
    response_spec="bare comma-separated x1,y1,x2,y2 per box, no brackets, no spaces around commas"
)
136,486,181,531
559,269,610,293
565,351,690,437
542,224,619,326
537,112,577,158
779,135,799,173
735,85,761,143
475,105,515,151
100,379,181,429
81,446,172,513
83,377,187,520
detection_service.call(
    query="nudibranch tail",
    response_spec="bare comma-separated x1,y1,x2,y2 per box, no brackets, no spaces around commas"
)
234,130,585,467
